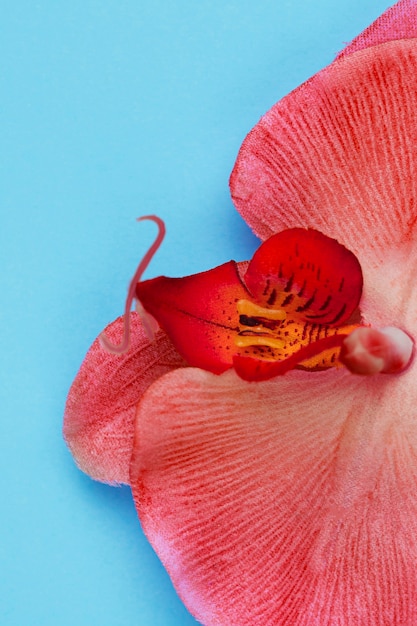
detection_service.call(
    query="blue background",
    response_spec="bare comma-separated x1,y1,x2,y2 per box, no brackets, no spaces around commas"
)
1,1,392,624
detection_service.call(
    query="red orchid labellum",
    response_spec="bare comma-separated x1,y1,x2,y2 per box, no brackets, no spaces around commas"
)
64,2,417,624
135,225,364,381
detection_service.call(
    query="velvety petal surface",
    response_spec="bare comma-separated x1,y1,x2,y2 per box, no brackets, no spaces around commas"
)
339,0,417,59
132,366,417,625
230,40,417,263
136,261,250,374
63,313,185,484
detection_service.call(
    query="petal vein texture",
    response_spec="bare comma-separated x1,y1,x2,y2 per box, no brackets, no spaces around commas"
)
132,367,417,625
230,40,417,261
64,313,185,484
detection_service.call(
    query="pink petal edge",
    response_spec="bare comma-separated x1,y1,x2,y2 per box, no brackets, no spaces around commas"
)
339,0,417,59
63,313,185,484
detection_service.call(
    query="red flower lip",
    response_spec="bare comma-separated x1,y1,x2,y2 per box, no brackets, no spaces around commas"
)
136,225,363,381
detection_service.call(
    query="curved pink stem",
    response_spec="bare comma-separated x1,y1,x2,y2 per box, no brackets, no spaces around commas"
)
100,215,166,354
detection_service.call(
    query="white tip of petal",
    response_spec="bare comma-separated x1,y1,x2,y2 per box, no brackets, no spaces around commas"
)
340,326,414,375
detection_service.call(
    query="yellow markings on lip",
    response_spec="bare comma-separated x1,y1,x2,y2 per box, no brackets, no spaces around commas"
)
235,336,286,349
237,299,287,321
239,325,277,335
235,299,287,351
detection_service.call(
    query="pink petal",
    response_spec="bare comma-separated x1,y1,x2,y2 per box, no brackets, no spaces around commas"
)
230,40,417,261
339,0,417,59
131,366,417,625
63,313,185,484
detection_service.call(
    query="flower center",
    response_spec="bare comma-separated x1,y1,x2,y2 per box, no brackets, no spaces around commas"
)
235,299,286,351
234,298,357,370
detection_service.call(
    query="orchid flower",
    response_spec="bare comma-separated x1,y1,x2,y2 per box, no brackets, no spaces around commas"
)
64,1,417,623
